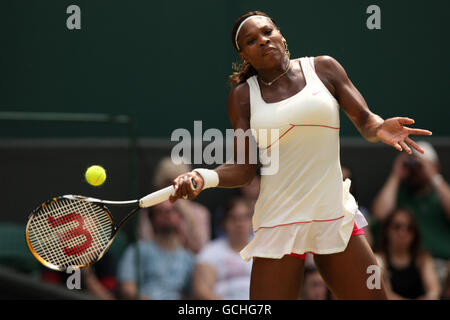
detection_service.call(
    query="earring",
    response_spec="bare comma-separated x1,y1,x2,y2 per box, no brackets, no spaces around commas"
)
232,61,243,72
284,41,291,59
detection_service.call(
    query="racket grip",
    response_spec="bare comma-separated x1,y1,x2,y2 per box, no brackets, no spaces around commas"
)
139,186,174,208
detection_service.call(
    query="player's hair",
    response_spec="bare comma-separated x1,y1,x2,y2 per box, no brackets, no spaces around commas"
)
228,11,277,86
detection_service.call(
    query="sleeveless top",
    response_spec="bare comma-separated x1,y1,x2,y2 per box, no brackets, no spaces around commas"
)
240,57,367,261
386,254,425,299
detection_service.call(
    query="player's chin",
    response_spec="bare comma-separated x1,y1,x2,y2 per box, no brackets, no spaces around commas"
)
261,50,284,65
262,48,280,58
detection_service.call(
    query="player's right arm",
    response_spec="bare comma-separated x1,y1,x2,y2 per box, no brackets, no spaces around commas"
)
214,82,258,188
170,83,258,201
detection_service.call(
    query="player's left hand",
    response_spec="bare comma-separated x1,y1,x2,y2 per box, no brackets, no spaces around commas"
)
376,117,432,154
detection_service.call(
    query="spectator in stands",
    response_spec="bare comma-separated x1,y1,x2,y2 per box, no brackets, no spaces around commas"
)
212,175,260,239
376,208,441,299
193,197,253,300
40,251,118,299
139,157,211,254
239,174,260,212
118,201,195,300
441,261,450,300
371,141,450,283
300,265,330,300
81,252,117,299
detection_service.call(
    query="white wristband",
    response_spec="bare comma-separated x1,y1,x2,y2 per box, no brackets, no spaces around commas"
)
192,168,219,190
431,174,444,187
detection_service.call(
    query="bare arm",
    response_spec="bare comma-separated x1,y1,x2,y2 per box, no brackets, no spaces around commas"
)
433,179,450,220
170,83,258,201
315,55,383,142
82,268,115,300
377,253,409,300
120,282,137,300
315,56,431,151
120,282,151,300
371,176,400,222
175,201,211,254
193,263,222,300
214,83,258,187
371,153,409,221
418,157,450,220
417,253,441,300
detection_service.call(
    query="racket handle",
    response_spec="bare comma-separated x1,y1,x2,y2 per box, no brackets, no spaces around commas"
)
139,186,174,208
138,177,197,208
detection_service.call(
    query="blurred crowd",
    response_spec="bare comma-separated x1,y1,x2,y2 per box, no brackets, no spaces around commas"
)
1,141,449,300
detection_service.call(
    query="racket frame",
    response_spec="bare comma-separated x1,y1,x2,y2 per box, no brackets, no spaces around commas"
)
26,179,195,271
25,196,137,272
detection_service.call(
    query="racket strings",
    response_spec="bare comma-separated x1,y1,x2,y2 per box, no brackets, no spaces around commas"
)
27,198,112,270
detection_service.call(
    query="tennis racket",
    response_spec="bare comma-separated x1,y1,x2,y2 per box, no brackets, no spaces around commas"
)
25,178,197,271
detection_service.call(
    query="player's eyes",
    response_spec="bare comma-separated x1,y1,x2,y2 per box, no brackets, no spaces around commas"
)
246,29,272,45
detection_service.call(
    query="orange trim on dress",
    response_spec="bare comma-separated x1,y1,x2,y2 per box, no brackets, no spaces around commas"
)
264,123,339,150
254,215,345,233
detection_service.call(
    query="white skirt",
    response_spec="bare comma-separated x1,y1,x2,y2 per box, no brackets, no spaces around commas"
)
240,179,368,261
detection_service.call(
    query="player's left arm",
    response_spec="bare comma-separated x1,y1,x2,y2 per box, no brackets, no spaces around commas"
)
315,55,432,153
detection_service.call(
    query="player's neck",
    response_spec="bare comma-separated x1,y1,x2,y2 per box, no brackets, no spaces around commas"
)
257,56,291,85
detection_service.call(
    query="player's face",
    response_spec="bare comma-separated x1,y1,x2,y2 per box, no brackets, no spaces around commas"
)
237,17,286,70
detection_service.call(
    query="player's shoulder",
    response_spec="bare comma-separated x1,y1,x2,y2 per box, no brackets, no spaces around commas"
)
313,55,342,73
313,55,339,65
229,81,250,103
227,81,250,121
313,55,349,86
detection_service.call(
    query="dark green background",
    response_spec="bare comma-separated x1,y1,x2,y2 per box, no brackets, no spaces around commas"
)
1,0,448,138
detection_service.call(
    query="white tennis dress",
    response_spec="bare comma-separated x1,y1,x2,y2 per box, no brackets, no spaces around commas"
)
240,56,368,261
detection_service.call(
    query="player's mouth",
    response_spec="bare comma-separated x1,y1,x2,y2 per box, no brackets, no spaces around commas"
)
262,46,277,56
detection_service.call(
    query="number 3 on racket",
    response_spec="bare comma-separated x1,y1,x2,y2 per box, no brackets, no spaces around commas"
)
25,178,197,271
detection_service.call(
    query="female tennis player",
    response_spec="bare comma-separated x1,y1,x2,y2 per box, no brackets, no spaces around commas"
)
169,11,432,299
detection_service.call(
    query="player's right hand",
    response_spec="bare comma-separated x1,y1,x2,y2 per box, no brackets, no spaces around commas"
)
169,171,204,202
